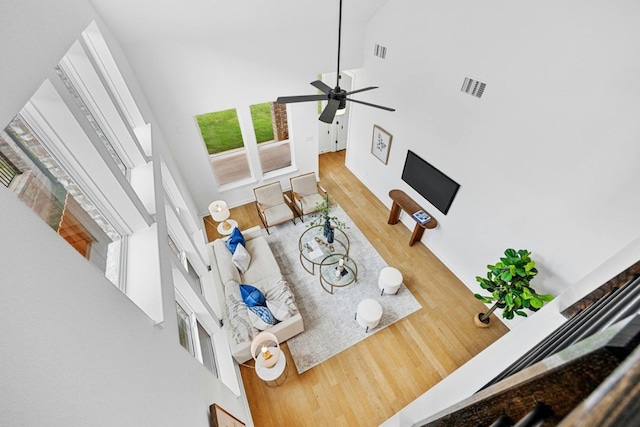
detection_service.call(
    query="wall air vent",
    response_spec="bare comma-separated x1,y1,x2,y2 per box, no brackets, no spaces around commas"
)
461,77,487,98
374,44,387,59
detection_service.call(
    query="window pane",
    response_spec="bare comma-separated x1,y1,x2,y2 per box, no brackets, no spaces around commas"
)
186,259,203,295
208,151,251,185
176,302,194,355
197,322,218,377
196,109,251,185
250,102,275,143
258,141,292,173
55,64,128,176
251,102,291,174
1,115,123,288
196,109,244,155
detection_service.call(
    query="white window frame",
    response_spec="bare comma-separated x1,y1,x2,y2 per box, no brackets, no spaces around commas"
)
175,290,219,377
14,106,129,291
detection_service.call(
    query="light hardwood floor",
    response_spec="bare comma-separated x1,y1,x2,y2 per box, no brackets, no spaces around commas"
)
204,150,509,427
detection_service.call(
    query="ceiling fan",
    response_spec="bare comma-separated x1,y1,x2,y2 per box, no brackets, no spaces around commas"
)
276,0,395,124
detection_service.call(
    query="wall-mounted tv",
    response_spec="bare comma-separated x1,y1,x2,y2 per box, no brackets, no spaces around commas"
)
401,150,460,215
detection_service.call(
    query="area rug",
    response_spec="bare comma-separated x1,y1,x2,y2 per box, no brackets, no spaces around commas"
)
264,205,422,374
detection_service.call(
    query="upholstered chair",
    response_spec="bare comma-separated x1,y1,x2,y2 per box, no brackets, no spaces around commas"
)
253,181,296,234
289,172,327,221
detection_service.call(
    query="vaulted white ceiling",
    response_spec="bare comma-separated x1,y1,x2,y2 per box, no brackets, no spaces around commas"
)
90,0,391,44
86,0,393,213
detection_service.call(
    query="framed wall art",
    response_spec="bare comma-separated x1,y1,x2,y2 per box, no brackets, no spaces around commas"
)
371,125,393,164
210,404,245,427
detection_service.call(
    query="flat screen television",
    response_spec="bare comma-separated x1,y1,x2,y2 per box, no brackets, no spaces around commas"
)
401,150,460,215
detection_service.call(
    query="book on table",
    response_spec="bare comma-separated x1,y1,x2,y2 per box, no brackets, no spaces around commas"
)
304,240,324,259
412,210,432,225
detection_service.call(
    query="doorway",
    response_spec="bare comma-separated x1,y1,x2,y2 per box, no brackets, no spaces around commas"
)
317,71,354,154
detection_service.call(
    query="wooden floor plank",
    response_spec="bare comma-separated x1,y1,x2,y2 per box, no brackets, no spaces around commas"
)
205,150,509,426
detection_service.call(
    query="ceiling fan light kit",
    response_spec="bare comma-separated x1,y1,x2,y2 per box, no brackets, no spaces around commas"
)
276,0,395,124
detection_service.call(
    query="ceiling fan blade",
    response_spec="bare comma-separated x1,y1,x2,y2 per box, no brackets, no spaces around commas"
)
346,86,378,96
319,98,341,123
346,98,396,112
277,94,327,104
311,80,333,94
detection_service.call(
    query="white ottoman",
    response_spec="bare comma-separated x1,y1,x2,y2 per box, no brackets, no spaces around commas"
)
378,266,403,296
355,299,383,333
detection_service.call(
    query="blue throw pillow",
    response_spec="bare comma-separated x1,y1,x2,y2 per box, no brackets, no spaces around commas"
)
226,227,246,253
239,284,266,307
248,305,278,327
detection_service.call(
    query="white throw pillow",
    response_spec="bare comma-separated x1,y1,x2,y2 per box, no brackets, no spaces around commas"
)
232,244,251,273
267,300,291,322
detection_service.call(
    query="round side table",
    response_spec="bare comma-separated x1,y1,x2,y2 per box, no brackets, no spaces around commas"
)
217,219,238,235
255,352,288,387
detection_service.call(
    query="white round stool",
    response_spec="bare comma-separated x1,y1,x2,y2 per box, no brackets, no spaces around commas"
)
378,266,403,296
355,299,383,333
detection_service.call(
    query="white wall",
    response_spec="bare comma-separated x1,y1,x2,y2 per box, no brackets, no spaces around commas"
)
110,24,369,211
0,1,248,426
346,0,640,317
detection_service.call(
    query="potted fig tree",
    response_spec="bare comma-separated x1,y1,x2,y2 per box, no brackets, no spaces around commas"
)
473,248,553,327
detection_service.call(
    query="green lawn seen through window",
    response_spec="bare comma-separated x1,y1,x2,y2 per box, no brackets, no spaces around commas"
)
196,103,275,156
196,109,243,155
250,103,275,143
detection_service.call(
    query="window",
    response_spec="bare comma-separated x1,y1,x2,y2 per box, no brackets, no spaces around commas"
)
1,115,123,287
176,301,194,354
176,297,219,377
168,234,203,295
55,64,128,176
250,102,292,174
197,103,295,186
197,321,218,376
196,108,251,186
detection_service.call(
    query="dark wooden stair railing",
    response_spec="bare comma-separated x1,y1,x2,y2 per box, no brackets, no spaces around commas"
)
417,315,640,427
481,272,640,391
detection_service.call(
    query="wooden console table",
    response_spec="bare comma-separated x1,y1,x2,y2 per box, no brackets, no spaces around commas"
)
388,189,437,246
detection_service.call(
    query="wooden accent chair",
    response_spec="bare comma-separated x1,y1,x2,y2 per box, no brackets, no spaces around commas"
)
289,172,327,221
253,181,296,234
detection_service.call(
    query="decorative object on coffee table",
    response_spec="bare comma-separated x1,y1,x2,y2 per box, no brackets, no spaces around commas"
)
299,225,349,275
319,254,357,294
309,194,347,233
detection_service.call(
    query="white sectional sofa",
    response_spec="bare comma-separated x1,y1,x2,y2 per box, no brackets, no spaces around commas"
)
206,226,304,363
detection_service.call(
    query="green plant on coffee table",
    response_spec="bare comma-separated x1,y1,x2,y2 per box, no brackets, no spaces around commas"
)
308,194,347,230
474,248,553,324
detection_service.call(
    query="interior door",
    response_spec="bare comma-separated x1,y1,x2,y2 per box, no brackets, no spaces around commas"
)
317,71,352,153
318,121,332,153
334,114,348,151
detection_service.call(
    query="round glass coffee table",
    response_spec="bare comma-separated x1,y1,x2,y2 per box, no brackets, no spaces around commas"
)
298,225,349,274
319,254,358,294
